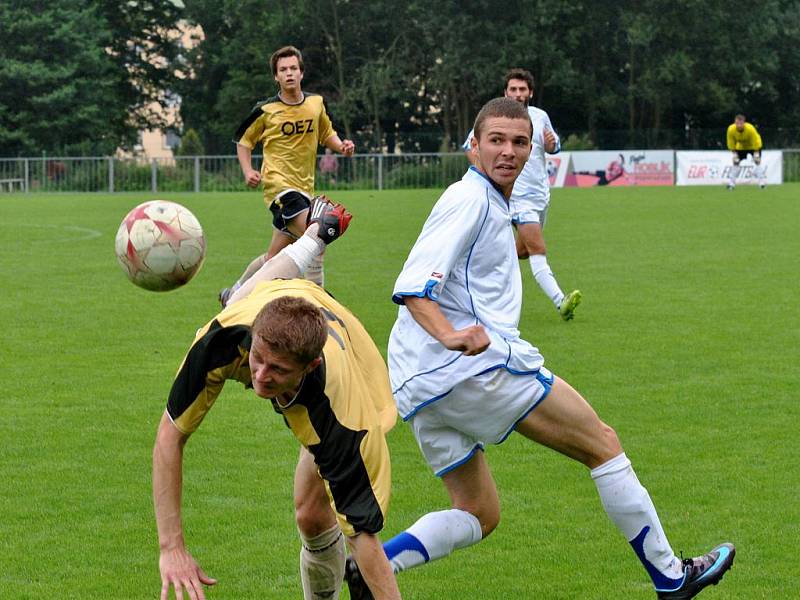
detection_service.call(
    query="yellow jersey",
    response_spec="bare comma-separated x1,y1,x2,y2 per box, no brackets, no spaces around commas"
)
726,122,762,151
167,279,396,535
235,93,336,203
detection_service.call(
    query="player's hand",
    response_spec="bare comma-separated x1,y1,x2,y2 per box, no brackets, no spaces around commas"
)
244,168,262,188
440,325,490,356
159,547,217,600
340,140,355,156
543,128,557,154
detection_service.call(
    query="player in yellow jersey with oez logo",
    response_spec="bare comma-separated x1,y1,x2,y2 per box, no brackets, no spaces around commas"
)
220,46,355,305
726,113,766,190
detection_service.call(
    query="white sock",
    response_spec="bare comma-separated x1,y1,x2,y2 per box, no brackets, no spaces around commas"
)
529,254,564,308
304,253,325,287
591,453,683,589
283,224,325,274
299,524,345,600
383,509,482,573
225,227,325,305
729,166,738,186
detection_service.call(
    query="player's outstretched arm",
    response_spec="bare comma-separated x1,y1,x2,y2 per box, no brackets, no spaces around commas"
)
404,295,489,356
347,532,402,599
153,412,218,599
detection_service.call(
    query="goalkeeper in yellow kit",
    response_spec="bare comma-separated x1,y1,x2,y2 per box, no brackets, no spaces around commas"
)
726,114,765,189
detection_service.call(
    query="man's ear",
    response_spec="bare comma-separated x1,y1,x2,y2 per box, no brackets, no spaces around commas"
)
305,356,322,373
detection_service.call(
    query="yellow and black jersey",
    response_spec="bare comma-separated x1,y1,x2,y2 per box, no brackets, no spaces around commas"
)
234,93,336,203
167,279,396,535
726,122,762,151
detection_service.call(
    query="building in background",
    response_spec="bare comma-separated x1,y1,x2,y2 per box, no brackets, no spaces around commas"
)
118,21,203,161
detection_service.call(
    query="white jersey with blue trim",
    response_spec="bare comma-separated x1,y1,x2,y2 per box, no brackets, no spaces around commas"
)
462,105,559,207
388,168,544,420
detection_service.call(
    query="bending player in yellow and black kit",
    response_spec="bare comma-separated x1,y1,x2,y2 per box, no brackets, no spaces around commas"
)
153,198,402,600
221,45,356,304
726,113,766,189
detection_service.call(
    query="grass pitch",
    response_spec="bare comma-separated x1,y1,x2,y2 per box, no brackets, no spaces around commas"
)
1,184,797,599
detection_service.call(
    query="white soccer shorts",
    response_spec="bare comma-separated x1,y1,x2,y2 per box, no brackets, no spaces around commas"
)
510,196,549,227
409,366,554,477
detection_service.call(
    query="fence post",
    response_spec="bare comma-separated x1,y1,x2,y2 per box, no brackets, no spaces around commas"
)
194,156,200,193
151,159,157,193
377,155,383,191
108,157,114,193
24,158,29,193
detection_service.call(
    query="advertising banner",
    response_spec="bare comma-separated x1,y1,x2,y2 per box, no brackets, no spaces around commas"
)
675,151,783,186
561,150,675,187
545,152,570,188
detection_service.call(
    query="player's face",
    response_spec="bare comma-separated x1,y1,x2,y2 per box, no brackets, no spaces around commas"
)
504,79,532,105
274,56,303,93
735,117,745,132
472,116,532,195
249,336,316,399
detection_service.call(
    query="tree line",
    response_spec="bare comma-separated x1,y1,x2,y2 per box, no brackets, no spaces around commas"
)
2,0,798,156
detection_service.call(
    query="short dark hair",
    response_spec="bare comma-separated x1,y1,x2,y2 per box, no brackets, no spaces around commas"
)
270,45,304,76
504,68,534,92
473,97,532,140
252,296,327,366
735,113,746,121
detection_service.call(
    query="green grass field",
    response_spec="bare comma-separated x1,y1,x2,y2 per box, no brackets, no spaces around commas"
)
1,184,798,599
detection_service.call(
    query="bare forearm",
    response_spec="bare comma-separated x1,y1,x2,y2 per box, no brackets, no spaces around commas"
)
153,413,187,552
404,296,456,342
236,144,253,174
323,134,354,155
404,296,489,355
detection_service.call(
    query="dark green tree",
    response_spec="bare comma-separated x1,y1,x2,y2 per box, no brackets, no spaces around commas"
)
0,0,183,156
0,1,121,155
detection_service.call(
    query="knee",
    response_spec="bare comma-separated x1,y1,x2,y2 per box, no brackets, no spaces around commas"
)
480,511,500,537
590,423,624,468
455,502,500,538
295,495,332,537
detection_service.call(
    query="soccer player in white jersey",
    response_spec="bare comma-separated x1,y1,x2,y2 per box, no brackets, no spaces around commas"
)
344,98,735,600
463,68,581,321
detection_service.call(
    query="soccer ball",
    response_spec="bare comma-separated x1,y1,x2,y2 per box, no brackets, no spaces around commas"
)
115,200,206,291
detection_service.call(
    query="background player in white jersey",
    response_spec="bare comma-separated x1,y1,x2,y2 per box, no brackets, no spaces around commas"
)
463,68,581,321
345,98,735,600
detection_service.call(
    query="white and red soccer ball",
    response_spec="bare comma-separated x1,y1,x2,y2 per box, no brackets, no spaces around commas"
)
115,200,206,291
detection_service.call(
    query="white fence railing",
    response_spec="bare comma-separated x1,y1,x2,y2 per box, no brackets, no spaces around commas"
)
1,150,797,193
0,153,469,194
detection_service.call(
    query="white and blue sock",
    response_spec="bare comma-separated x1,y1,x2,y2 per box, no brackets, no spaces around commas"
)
529,254,565,308
591,453,684,591
383,509,482,573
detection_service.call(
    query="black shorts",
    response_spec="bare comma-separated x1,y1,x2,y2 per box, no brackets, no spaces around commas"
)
269,190,311,232
735,149,761,162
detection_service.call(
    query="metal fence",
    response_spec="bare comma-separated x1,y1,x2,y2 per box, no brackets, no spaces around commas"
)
0,153,470,194
1,150,798,193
